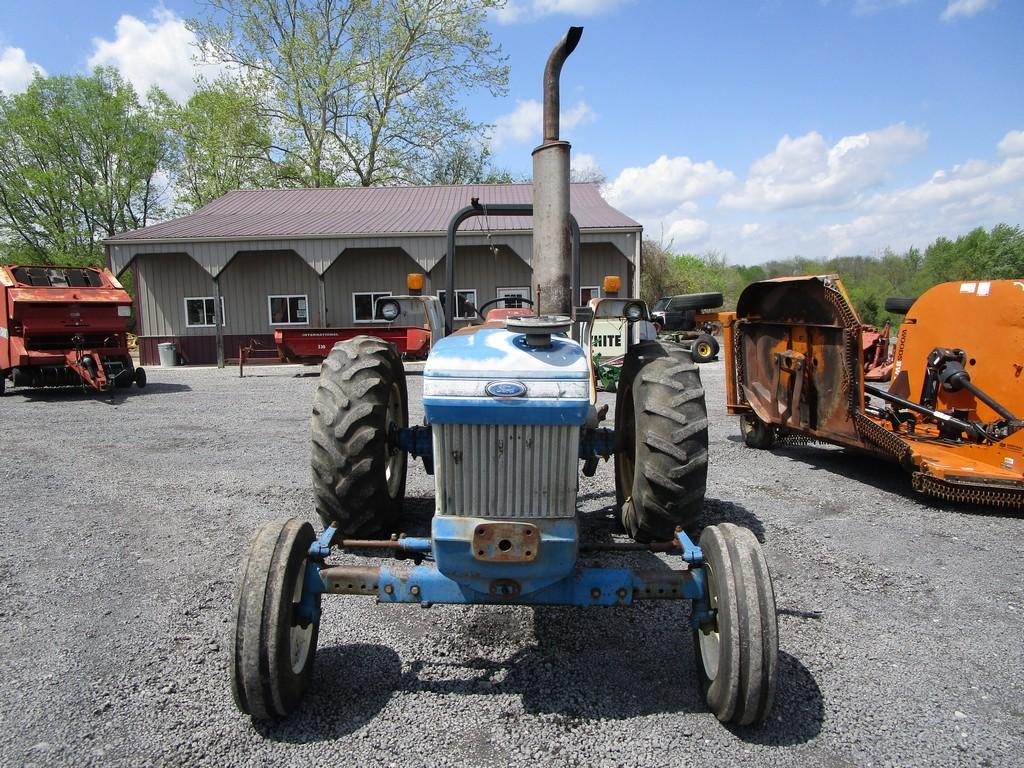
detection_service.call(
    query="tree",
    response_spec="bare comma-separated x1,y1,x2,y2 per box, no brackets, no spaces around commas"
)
422,139,518,185
155,78,276,211
189,0,508,188
0,68,165,265
639,239,676,305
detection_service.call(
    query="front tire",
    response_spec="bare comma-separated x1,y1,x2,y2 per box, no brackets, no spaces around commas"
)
614,341,709,541
694,523,778,725
311,337,408,536
231,517,320,720
134,367,147,388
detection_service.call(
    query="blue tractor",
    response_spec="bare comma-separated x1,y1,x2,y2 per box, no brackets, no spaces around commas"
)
230,27,778,727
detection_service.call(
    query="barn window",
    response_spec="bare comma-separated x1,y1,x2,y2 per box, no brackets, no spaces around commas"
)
496,287,530,309
268,294,309,325
580,286,601,304
352,291,393,323
437,289,478,320
185,297,225,327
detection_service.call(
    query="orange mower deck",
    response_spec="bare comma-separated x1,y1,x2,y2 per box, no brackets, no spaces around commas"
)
720,275,1024,508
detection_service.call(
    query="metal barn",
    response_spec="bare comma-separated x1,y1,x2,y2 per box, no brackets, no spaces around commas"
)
105,183,642,366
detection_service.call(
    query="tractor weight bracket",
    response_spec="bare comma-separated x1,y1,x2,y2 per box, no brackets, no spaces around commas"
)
390,425,433,457
579,427,617,460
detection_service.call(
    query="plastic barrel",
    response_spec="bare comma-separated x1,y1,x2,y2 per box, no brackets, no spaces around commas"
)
158,342,178,367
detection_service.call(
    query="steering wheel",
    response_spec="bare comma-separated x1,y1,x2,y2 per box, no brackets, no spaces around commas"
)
476,296,535,319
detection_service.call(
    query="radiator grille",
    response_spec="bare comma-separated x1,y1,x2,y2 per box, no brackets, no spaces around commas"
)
435,423,579,518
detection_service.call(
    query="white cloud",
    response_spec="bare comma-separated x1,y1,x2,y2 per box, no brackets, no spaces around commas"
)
940,0,997,22
571,152,603,180
720,123,927,211
88,8,227,102
603,155,735,219
495,0,628,24
600,154,732,249
0,47,46,94
741,223,761,238
489,98,595,149
665,218,711,245
997,130,1024,157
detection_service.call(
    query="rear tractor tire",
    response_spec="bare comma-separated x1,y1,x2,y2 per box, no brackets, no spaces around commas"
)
672,291,724,311
690,333,717,364
231,517,320,720
311,337,408,536
740,413,775,449
614,341,709,541
693,523,778,725
884,296,916,314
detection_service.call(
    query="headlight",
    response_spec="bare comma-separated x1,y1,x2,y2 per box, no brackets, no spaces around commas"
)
379,300,400,321
624,302,644,322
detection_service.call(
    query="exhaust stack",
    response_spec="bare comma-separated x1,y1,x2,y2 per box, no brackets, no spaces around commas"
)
532,26,582,318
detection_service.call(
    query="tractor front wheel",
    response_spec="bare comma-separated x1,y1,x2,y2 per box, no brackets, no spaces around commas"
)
134,367,147,388
694,523,778,725
311,337,408,536
614,341,708,541
231,517,320,720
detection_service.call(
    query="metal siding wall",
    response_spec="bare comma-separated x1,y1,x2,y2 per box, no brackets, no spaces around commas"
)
219,250,321,335
135,253,215,337
581,243,629,294
323,248,424,326
426,246,532,314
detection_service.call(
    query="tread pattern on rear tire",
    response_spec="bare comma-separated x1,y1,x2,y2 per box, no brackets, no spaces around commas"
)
615,340,709,540
695,523,778,726
231,517,319,720
310,337,407,536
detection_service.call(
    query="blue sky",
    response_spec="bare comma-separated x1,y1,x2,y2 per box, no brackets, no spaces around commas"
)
1,0,1021,264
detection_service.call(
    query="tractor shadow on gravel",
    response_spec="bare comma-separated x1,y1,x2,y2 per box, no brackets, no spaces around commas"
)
12,382,192,402
253,643,403,743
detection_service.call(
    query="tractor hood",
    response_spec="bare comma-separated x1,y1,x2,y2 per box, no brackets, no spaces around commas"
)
422,328,589,425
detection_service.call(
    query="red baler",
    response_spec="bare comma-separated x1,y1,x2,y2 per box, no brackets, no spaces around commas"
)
0,265,146,394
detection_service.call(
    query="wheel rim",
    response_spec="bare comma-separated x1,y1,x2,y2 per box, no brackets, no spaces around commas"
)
696,342,712,357
289,565,314,674
384,382,404,498
698,562,721,681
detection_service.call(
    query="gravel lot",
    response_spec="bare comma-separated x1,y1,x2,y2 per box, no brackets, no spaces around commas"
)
0,358,1021,767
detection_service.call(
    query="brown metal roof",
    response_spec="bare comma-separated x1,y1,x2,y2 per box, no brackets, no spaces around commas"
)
108,183,639,242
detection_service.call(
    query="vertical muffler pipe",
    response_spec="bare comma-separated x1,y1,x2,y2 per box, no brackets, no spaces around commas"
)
532,26,582,318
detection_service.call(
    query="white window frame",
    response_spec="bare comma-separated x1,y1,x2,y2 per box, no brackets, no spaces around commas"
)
437,289,478,320
184,296,225,328
268,294,310,326
352,291,393,323
580,285,602,304
496,286,531,309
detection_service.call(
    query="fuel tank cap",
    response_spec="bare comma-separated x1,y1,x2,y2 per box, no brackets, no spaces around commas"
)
505,315,572,348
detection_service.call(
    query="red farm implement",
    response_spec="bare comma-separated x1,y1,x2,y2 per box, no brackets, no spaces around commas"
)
0,265,146,394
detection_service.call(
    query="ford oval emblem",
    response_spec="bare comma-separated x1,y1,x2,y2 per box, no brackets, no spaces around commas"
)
485,380,527,398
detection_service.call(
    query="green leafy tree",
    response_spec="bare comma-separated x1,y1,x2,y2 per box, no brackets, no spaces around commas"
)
0,68,165,265
422,139,518,185
155,78,276,211
189,0,508,188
